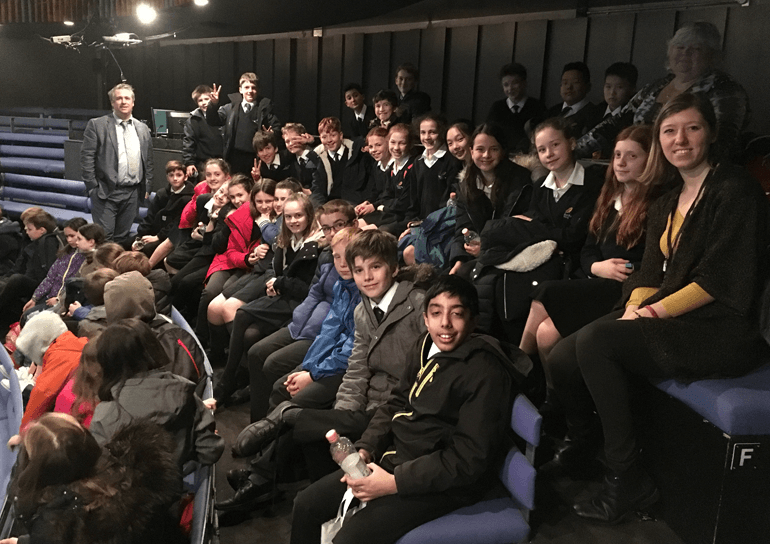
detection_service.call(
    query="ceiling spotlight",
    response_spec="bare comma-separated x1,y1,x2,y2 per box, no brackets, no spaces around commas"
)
63,20,75,26
136,4,157,24
194,0,209,5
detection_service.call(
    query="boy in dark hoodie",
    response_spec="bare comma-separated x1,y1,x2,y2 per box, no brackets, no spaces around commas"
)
290,275,529,544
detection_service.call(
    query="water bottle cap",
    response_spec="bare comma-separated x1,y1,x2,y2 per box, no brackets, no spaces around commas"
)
325,429,339,443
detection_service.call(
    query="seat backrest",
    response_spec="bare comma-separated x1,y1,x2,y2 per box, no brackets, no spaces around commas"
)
500,394,542,516
0,349,22,505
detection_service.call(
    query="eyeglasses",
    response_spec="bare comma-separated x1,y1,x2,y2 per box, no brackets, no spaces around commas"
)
320,220,351,234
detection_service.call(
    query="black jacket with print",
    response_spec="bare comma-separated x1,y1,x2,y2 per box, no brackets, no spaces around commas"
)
356,333,525,502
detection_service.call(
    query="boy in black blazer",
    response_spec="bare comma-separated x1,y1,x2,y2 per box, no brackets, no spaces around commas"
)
343,83,375,140
544,62,601,138
486,63,546,153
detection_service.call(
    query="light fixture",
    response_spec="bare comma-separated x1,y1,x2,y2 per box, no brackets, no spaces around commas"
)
194,0,209,6
63,20,74,26
136,4,157,24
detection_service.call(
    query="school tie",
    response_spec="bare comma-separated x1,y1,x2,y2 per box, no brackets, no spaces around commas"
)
561,106,572,116
121,120,140,177
373,307,385,325
243,102,252,114
511,104,520,114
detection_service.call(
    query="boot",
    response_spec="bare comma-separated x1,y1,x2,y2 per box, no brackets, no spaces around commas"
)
573,462,659,524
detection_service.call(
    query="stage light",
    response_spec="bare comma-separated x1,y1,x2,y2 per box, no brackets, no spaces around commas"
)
136,4,157,24
63,20,74,26
194,0,209,6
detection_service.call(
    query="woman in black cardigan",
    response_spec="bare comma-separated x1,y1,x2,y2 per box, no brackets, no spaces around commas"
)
549,93,769,523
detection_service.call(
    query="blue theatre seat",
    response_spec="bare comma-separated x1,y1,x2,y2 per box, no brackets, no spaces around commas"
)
396,394,541,544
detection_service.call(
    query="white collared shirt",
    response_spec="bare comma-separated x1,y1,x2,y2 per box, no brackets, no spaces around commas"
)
604,104,622,118
297,149,311,164
476,176,494,199
268,154,282,168
391,156,409,176
561,97,590,117
371,281,399,314
422,146,447,169
356,104,368,122
541,162,585,202
113,112,141,186
506,96,528,113
379,157,395,172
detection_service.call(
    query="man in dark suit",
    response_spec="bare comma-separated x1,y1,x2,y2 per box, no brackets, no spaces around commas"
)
81,83,153,243
394,63,431,123
206,72,281,177
545,62,602,138
486,62,546,153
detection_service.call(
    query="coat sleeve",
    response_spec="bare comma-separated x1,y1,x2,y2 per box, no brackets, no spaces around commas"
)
355,339,420,458
206,102,228,127
33,255,65,301
80,118,99,192
182,118,197,166
191,393,224,465
394,357,512,496
333,303,373,412
142,124,153,195
302,300,355,381
580,231,604,276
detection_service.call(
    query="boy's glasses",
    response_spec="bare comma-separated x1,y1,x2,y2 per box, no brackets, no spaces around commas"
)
321,221,351,235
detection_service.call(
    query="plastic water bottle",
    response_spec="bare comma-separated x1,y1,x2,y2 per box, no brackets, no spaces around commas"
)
326,429,371,479
463,228,480,245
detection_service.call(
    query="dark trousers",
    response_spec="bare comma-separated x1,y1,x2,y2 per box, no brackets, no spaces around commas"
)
90,185,141,243
270,366,344,411
549,311,666,472
290,469,463,544
248,327,312,421
0,274,38,330
170,254,213,324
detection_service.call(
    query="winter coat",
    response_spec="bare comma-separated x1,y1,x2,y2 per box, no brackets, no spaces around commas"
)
182,107,224,167
15,422,184,544
334,280,426,413
136,182,195,241
178,180,210,229
287,259,338,341
301,277,361,380
20,332,87,430
11,231,61,284
90,370,224,467
450,160,532,265
206,202,261,278
357,334,524,503
33,251,86,302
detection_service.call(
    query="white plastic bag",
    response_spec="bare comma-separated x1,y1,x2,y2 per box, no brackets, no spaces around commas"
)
320,488,367,544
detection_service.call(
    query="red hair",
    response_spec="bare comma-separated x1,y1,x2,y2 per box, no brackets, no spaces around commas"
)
588,125,655,249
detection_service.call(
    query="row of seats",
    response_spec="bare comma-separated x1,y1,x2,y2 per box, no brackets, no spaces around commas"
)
0,131,148,226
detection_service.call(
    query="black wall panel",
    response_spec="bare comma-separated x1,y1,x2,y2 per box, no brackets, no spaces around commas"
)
514,19,548,100
391,28,421,78
418,26,447,113
544,18,588,108
255,40,275,101
363,32,392,97
444,25,479,122
342,33,365,94
294,37,320,130
585,13,635,104
319,34,345,121
631,10,676,89
5,2,770,136
474,22,516,126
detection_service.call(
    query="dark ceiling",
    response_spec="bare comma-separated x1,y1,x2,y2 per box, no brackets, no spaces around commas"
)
0,0,724,42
